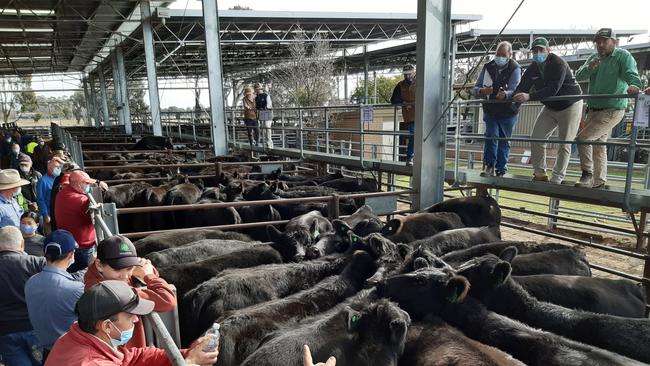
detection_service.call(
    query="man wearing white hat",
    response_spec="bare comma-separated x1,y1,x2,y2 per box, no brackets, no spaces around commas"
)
0,169,30,229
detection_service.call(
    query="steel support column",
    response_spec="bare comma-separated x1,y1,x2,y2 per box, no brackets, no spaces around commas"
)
343,49,348,102
111,52,125,128
88,75,101,128
97,66,111,130
81,77,92,127
363,45,369,104
140,0,162,136
412,0,451,209
115,46,132,135
202,0,228,155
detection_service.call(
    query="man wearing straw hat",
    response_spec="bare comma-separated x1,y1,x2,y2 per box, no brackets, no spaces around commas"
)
574,28,643,189
0,169,31,229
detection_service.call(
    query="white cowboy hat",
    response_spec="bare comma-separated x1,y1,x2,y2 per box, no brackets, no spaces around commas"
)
0,169,30,191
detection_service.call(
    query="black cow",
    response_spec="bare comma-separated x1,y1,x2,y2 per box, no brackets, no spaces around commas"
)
215,251,377,364
180,257,350,343
379,269,644,366
242,299,410,366
514,274,646,318
381,212,465,243
165,183,202,229
410,226,501,255
320,177,378,192
190,198,241,229
400,318,525,366
422,194,501,227
441,241,573,265
347,233,411,286
237,204,282,241
509,247,591,276
134,229,252,257
133,136,173,150
157,245,284,296
397,247,454,274
266,210,333,261
456,248,650,363
145,239,262,267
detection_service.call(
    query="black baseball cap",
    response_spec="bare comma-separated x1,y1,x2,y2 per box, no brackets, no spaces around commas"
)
97,235,140,269
594,28,616,41
76,280,155,323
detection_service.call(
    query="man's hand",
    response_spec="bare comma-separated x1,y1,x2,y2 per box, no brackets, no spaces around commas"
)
44,216,51,224
627,85,641,95
495,89,507,100
28,202,38,211
132,258,155,279
479,87,494,96
645,87,650,96
589,58,600,70
512,93,530,103
303,345,336,366
185,337,219,366
98,181,108,191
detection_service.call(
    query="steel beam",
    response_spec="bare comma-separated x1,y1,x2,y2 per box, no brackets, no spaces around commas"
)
88,75,101,128
111,52,125,128
363,45,369,103
202,0,228,155
81,77,92,127
115,46,132,135
97,65,111,130
412,0,451,209
140,0,163,136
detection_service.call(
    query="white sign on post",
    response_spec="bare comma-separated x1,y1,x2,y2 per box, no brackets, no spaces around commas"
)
361,106,374,123
258,110,273,121
633,94,650,128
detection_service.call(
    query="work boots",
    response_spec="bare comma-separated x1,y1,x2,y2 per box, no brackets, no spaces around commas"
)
574,171,593,188
480,165,495,177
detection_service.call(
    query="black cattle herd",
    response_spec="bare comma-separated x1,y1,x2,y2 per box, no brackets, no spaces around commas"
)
88,150,649,366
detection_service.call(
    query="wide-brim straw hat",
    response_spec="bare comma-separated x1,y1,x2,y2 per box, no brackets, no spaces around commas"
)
0,169,30,190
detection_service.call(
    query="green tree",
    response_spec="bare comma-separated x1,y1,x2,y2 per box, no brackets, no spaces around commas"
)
351,75,402,104
33,113,42,123
0,76,37,122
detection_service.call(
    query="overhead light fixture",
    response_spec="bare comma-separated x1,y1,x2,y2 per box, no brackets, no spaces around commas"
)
8,56,51,60
0,27,54,32
1,43,52,47
0,9,54,16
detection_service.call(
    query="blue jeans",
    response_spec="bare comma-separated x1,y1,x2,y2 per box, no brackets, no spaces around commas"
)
406,122,415,160
0,331,41,366
483,113,518,174
67,246,95,273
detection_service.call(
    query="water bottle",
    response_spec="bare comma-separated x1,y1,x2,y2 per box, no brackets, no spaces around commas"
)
202,323,220,352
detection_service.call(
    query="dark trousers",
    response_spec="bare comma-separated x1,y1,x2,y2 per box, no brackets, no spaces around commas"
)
0,331,41,366
399,121,415,161
67,246,95,273
244,119,259,146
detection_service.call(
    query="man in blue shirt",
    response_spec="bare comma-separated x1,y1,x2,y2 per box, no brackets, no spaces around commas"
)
25,229,84,362
0,226,46,366
36,157,63,232
0,169,30,229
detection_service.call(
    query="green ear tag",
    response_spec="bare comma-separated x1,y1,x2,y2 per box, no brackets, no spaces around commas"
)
352,314,359,323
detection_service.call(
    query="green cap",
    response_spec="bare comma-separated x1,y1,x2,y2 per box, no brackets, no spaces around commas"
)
530,37,549,50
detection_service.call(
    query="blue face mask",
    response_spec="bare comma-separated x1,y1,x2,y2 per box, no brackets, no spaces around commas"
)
494,56,508,67
83,185,91,194
52,167,62,177
533,52,547,64
20,224,37,236
108,321,134,347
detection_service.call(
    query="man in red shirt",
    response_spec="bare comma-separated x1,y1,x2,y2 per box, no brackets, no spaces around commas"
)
45,280,218,366
85,235,177,348
54,170,98,272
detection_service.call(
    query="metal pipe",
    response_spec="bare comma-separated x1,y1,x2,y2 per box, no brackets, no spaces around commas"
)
145,312,186,366
140,0,163,137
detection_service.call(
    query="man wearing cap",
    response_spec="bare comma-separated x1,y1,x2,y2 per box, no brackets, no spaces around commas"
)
51,161,103,231
391,64,417,165
18,154,41,212
574,28,643,189
0,169,31,229
24,230,84,362
9,143,22,170
243,86,259,146
45,280,219,366
514,37,583,184
32,138,51,175
55,170,98,272
0,226,46,365
85,235,177,348
36,156,64,232
255,82,275,149
472,41,522,177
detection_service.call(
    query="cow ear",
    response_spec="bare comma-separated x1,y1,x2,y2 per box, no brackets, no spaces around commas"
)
498,246,517,263
396,244,411,260
309,220,321,239
347,231,362,246
266,225,283,242
381,219,402,236
332,219,351,236
445,276,470,303
281,182,289,190
413,257,430,270
492,262,512,286
389,319,409,345
345,307,362,332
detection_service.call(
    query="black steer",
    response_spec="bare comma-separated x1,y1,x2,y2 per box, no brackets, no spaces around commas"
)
422,195,501,227
145,239,261,267
134,229,252,257
381,212,464,243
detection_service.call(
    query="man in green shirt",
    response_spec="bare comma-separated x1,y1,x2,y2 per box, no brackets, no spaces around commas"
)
574,28,642,188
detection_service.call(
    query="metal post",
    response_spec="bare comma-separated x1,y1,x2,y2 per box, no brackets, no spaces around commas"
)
82,77,93,127
547,198,560,230
373,71,377,104
363,45,369,104
97,65,111,130
343,50,348,103
412,0,451,209
88,75,101,129
298,108,304,158
111,52,125,128
281,110,286,148
115,46,132,135
453,100,461,185
140,0,163,137
202,0,228,156
392,106,398,161
324,107,330,154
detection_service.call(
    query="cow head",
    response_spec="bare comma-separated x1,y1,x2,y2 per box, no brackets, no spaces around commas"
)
398,247,453,274
380,218,404,237
453,246,516,300
243,182,276,201
267,225,315,262
348,232,404,260
377,269,470,320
